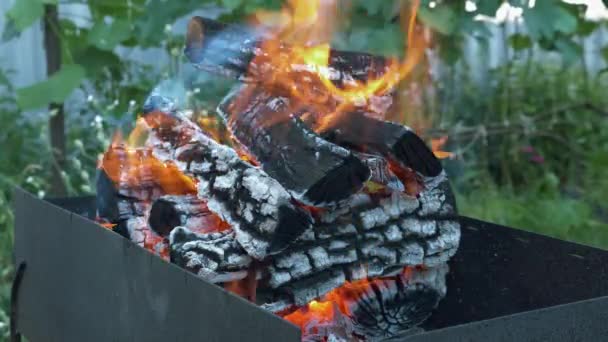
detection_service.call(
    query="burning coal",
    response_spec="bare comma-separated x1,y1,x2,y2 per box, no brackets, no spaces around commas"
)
96,1,460,340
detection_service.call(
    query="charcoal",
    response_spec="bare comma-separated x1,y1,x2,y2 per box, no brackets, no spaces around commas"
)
345,265,448,339
169,227,252,283
96,166,161,241
143,111,313,259
265,173,459,307
310,111,443,177
149,197,182,237
185,16,390,85
96,168,119,223
176,171,459,309
149,195,222,237
218,85,370,206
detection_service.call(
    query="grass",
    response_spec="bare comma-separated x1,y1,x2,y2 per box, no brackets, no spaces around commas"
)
458,188,608,250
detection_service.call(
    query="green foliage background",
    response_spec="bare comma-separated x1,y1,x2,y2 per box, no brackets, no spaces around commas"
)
1,0,608,338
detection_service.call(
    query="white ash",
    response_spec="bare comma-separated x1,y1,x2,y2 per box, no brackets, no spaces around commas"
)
146,112,312,259
169,227,252,283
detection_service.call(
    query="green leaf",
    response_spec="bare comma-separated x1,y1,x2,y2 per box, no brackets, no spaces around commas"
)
3,0,58,40
553,7,578,35
476,0,502,16
5,0,44,31
419,6,457,35
601,45,608,63
221,0,243,12
509,33,532,51
523,0,578,40
16,64,85,110
134,0,206,47
87,19,132,50
554,37,581,66
74,46,121,78
577,20,598,37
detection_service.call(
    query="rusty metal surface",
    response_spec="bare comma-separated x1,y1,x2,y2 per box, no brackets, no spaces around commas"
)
13,188,300,342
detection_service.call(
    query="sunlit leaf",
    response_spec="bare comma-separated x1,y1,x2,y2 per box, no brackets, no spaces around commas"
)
5,0,44,31
418,5,457,35
475,0,502,16
88,19,132,51
16,64,85,110
523,0,578,40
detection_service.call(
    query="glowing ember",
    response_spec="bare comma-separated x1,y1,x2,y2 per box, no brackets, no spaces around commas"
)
95,0,460,339
248,0,426,125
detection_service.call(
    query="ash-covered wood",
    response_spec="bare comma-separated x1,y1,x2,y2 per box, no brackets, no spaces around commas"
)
289,265,448,341
96,166,169,258
345,265,448,340
96,165,160,241
310,111,443,177
261,172,459,309
185,16,390,85
149,195,229,237
169,227,252,283
168,169,459,310
218,85,370,206
143,112,313,259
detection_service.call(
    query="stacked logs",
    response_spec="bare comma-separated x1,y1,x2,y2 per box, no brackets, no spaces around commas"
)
96,16,461,340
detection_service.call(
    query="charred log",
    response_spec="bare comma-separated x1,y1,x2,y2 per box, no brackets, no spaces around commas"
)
143,111,313,259
149,195,229,237
310,111,443,177
169,227,252,283
262,173,459,308
185,16,390,85
218,85,370,206
344,265,447,340
285,265,448,341
168,171,459,310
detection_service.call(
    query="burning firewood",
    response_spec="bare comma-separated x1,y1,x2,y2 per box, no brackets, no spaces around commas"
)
282,265,448,340
185,16,390,85
218,84,371,206
309,110,443,178
96,4,460,339
169,227,252,283
143,112,313,259
149,195,231,237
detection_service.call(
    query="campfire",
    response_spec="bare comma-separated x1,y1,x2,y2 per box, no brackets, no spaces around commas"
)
96,1,460,340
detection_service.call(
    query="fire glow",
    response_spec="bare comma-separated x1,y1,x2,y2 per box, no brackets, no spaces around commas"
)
97,0,460,340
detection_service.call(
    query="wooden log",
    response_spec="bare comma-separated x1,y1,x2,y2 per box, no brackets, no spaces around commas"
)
282,265,448,341
169,171,459,310
142,111,313,260
185,16,390,85
149,195,230,237
218,84,370,206
309,111,443,177
169,227,252,283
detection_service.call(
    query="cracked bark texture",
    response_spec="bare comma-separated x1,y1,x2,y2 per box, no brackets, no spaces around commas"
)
218,84,370,206
143,112,313,259
98,108,459,318
292,265,448,341
256,171,458,310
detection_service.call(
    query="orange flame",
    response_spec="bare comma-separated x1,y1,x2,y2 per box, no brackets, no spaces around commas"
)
97,116,231,259
249,0,425,124
283,267,416,332
100,130,197,196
